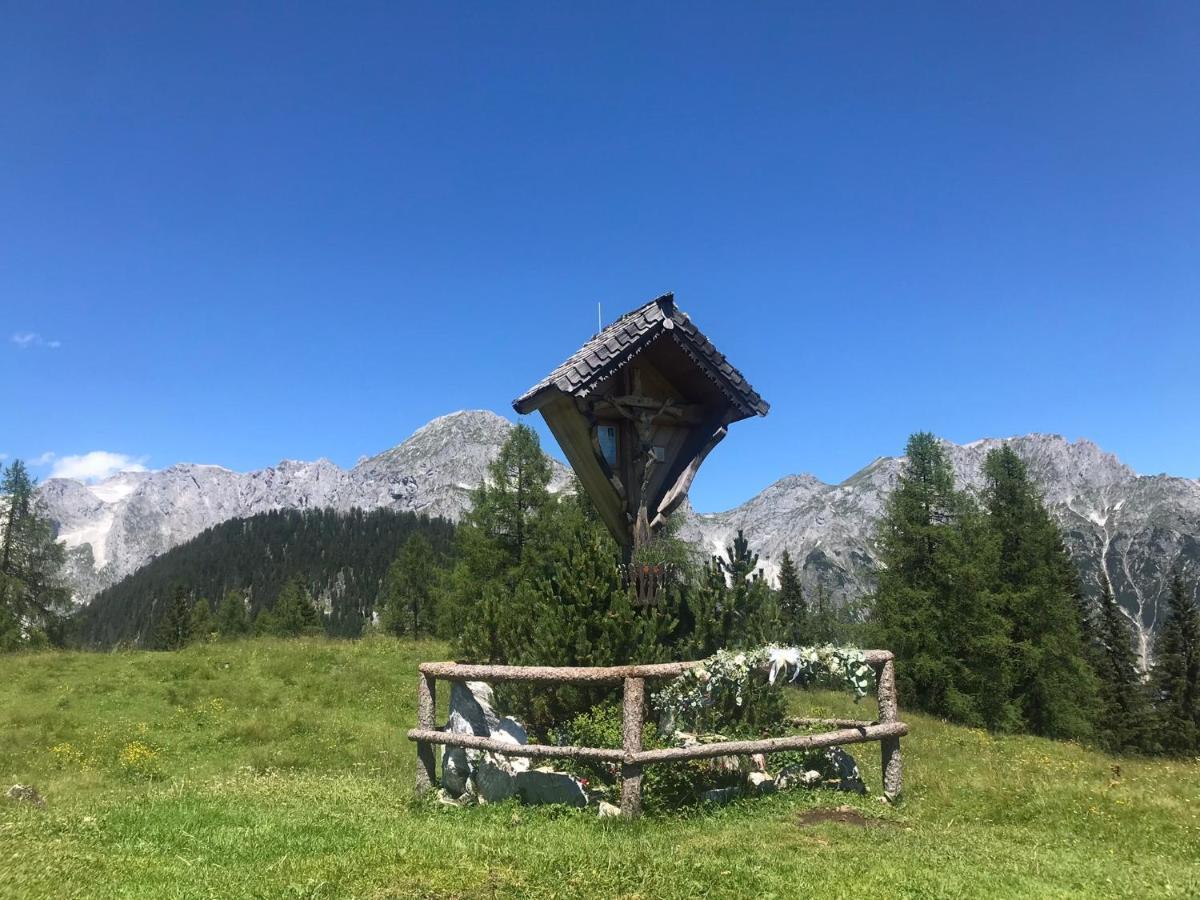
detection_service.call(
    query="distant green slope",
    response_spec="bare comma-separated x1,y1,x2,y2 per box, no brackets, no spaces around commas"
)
75,508,456,647
2,638,1197,898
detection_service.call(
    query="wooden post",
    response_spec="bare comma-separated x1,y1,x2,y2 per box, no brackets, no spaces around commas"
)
876,657,903,801
620,676,645,818
415,672,437,795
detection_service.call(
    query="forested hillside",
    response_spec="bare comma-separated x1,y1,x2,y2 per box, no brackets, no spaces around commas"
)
76,508,455,646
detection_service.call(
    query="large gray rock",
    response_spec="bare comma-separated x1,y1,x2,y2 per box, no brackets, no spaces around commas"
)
515,768,588,808
441,680,530,800
474,759,519,804
441,745,472,798
448,681,501,737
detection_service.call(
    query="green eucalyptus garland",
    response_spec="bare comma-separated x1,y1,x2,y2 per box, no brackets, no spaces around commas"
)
653,645,876,733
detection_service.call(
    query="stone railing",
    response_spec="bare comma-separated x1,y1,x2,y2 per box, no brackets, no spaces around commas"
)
407,651,906,818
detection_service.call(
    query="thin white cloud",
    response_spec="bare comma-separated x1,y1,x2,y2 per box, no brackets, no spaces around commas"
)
31,451,56,466
11,332,61,350
45,451,149,483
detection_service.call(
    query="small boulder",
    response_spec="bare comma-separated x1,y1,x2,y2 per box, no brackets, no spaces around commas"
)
597,800,622,818
826,748,867,794
701,786,741,805
776,766,823,791
436,788,470,807
5,785,45,808
747,771,776,795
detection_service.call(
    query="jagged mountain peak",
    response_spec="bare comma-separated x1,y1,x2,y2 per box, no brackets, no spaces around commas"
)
357,409,517,470
682,433,1196,670
37,410,567,604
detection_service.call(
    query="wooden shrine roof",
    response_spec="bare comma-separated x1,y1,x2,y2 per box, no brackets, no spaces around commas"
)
512,293,769,419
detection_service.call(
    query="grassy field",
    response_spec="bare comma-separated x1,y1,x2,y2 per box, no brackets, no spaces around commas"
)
1,637,1197,899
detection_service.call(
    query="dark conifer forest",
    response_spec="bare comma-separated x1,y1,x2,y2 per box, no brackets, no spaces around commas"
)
76,508,455,647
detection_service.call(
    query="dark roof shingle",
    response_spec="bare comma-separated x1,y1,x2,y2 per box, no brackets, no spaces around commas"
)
513,293,769,418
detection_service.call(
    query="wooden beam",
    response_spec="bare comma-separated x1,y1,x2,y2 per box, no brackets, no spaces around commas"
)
538,394,629,546
415,673,437,794
654,424,727,524
407,729,626,762
620,677,645,818
629,722,909,764
419,659,700,684
417,652,895,685
876,656,903,800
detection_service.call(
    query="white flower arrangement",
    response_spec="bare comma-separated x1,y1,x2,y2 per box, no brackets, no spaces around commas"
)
653,644,876,732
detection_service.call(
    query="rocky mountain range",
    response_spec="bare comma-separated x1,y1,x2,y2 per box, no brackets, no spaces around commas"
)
35,411,570,601
36,411,1198,667
679,435,1199,669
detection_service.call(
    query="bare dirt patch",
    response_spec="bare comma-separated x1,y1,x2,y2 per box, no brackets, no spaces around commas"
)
793,805,888,828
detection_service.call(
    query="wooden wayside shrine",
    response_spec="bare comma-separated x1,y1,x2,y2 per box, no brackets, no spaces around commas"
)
408,652,907,817
512,293,768,565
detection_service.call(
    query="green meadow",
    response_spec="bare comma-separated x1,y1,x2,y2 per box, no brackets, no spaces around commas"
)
1,638,1197,899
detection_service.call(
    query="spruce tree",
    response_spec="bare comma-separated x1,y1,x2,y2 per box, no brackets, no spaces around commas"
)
776,550,807,645
871,432,1016,729
451,436,682,732
451,426,558,656
686,530,778,657
1092,576,1152,752
253,605,279,637
809,584,835,644
156,587,193,650
468,424,553,566
981,446,1099,740
269,577,323,637
0,460,70,646
502,493,678,729
216,590,249,638
0,461,34,585
1151,568,1200,754
190,597,215,641
380,532,436,636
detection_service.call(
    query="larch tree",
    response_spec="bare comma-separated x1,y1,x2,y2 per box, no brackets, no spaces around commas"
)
268,577,323,637
189,596,215,641
686,530,778,658
981,445,1099,740
871,432,1016,730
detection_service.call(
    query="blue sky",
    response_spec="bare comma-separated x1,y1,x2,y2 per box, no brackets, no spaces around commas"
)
3,3,1197,511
